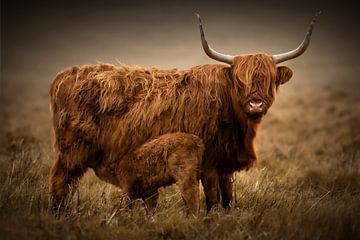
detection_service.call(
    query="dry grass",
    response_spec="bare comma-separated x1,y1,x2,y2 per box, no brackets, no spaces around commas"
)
0,84,359,240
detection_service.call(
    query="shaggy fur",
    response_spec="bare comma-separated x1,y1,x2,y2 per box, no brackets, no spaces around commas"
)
117,132,204,215
49,53,293,211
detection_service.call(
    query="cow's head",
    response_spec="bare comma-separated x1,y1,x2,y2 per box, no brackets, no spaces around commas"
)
196,12,320,121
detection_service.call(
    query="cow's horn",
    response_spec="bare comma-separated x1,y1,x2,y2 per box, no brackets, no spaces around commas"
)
196,14,234,65
273,11,322,64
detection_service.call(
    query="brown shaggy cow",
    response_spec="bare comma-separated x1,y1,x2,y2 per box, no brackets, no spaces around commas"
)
49,12,320,211
117,132,204,215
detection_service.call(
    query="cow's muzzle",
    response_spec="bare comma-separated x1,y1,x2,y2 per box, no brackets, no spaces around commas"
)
246,100,266,119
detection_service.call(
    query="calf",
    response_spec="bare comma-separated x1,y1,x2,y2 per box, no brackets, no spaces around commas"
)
116,132,204,215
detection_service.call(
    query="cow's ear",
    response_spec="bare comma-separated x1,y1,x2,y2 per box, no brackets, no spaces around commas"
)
276,66,293,85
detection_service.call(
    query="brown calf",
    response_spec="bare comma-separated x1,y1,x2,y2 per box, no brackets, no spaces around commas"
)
116,132,204,215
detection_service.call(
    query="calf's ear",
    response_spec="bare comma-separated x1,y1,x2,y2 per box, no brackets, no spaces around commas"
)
276,66,293,85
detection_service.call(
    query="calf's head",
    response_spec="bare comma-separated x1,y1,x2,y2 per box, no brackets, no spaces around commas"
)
196,12,320,120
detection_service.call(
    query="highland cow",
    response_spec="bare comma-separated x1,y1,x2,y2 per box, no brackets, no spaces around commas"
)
117,132,204,215
49,12,320,211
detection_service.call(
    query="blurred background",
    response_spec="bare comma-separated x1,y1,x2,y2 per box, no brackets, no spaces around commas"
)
2,0,360,157
2,0,359,103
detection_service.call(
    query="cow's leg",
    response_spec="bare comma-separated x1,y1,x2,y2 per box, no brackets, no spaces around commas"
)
219,173,234,210
49,152,88,210
201,167,220,212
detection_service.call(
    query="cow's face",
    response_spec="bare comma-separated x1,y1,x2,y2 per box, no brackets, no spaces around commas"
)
231,54,293,120
196,12,319,120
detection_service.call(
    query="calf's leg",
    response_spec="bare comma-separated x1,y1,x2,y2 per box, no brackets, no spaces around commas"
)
178,179,200,216
143,191,159,215
171,156,201,216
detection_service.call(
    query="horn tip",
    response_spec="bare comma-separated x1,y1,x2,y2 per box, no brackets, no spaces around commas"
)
196,13,202,24
313,10,322,21
309,10,322,28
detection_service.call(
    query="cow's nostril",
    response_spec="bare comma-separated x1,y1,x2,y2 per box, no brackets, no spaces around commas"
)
249,101,263,108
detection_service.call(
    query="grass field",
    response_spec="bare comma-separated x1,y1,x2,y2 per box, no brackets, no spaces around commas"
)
0,81,359,240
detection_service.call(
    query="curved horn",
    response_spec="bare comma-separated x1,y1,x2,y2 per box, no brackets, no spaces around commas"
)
273,11,322,64
196,14,234,64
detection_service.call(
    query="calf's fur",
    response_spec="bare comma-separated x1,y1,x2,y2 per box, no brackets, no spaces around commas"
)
117,132,204,215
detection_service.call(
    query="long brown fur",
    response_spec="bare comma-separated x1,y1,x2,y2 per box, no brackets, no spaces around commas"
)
49,53,293,211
